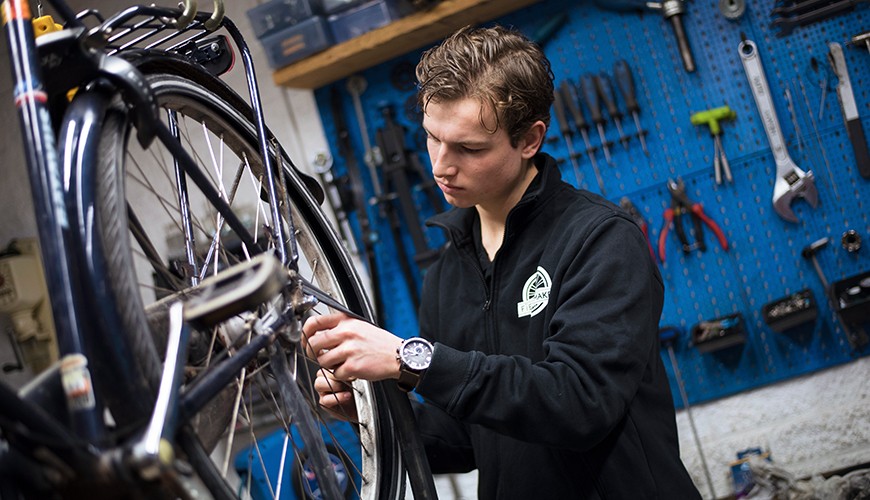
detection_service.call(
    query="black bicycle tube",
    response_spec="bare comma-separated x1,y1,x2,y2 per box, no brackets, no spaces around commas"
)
178,333,273,418
61,91,158,422
4,0,105,440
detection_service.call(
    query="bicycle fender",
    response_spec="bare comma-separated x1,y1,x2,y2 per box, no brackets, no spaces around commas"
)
95,55,159,148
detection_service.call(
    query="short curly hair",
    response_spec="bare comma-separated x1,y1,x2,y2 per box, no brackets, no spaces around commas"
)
416,25,554,147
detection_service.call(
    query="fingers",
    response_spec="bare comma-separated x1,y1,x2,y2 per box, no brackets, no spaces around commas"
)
302,312,347,357
302,312,344,334
314,369,358,421
314,368,353,392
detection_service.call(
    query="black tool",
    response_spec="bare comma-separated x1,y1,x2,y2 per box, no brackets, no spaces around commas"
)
829,42,870,179
561,80,604,193
651,0,696,72
552,84,583,186
590,0,695,73
375,106,445,308
580,74,613,165
530,12,568,47
613,60,649,156
801,238,869,349
831,271,870,335
329,86,384,322
594,74,629,151
770,0,867,37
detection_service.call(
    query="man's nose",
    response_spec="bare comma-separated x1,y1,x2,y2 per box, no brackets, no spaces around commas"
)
430,145,455,179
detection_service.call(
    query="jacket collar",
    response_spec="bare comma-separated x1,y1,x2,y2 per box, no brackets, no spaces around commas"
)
427,153,563,247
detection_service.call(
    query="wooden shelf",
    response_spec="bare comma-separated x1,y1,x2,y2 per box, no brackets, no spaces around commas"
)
271,0,542,89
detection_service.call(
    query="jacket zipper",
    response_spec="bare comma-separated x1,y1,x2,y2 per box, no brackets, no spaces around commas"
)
460,244,501,353
459,247,491,311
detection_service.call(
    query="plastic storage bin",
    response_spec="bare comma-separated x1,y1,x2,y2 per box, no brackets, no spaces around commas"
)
246,0,322,38
322,0,364,15
260,16,333,69
328,0,413,44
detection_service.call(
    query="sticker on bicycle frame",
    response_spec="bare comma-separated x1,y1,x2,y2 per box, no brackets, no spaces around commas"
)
60,354,96,411
517,266,551,318
2,1,32,24
40,107,67,227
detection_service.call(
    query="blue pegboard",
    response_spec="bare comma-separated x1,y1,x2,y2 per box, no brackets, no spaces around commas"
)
313,0,870,406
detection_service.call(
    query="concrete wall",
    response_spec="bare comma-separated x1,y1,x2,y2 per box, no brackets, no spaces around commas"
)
0,3,867,499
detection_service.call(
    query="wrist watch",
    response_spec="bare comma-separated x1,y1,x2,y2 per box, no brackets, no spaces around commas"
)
396,337,433,392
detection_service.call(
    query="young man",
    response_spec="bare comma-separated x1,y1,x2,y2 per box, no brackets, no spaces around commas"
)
303,25,700,498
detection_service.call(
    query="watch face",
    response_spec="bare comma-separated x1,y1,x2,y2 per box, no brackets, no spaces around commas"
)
401,339,432,371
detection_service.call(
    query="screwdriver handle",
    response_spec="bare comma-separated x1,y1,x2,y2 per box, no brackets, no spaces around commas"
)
552,85,571,135
613,59,640,113
580,74,603,124
595,74,622,121
560,80,588,130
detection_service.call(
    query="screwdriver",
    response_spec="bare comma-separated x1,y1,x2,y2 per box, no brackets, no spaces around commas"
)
580,74,613,165
552,85,583,186
613,59,649,156
594,74,630,151
560,80,604,194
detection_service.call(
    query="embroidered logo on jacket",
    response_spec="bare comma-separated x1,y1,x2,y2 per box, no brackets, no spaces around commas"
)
517,266,551,318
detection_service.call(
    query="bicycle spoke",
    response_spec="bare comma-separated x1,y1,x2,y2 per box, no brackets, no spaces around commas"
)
95,70,403,499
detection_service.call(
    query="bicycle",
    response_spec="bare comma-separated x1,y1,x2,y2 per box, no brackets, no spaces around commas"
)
0,0,435,498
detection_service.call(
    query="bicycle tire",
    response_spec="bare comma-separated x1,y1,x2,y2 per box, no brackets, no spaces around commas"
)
89,59,405,499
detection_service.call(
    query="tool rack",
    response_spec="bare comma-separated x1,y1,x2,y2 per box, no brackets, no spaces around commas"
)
312,0,870,406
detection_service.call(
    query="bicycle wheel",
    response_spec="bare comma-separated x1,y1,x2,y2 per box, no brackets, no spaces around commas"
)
90,60,404,499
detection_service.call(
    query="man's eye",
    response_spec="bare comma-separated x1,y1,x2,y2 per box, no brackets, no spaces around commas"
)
462,146,482,153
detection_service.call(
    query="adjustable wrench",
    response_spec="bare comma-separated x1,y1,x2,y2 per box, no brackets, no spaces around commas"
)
739,39,819,223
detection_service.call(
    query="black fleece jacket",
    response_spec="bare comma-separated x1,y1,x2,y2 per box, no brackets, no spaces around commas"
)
412,153,700,499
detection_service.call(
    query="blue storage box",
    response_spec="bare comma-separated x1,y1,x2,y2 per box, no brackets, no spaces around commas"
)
246,0,321,39
259,16,333,69
322,0,364,15
328,0,413,44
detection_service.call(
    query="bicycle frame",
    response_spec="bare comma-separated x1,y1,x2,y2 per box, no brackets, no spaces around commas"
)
2,0,301,467
4,0,106,440
3,1,438,496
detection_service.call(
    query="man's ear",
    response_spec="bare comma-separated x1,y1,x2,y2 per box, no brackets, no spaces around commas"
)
521,120,547,159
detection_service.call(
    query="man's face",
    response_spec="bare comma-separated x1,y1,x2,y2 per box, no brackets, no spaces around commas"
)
422,97,540,212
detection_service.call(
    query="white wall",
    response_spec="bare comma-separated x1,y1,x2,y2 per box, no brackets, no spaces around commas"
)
0,0,336,249
0,3,867,500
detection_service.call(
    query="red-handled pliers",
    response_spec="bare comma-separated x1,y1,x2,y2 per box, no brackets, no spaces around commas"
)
658,178,729,263
619,197,656,263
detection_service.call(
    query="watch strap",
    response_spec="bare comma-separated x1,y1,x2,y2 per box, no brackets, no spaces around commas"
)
397,366,420,392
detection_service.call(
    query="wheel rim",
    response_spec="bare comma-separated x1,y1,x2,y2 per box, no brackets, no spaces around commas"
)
101,73,400,499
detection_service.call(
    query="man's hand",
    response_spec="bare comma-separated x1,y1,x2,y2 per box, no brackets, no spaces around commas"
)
302,313,404,383
314,368,358,422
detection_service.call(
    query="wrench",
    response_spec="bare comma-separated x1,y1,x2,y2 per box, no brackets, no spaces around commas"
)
739,39,818,223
